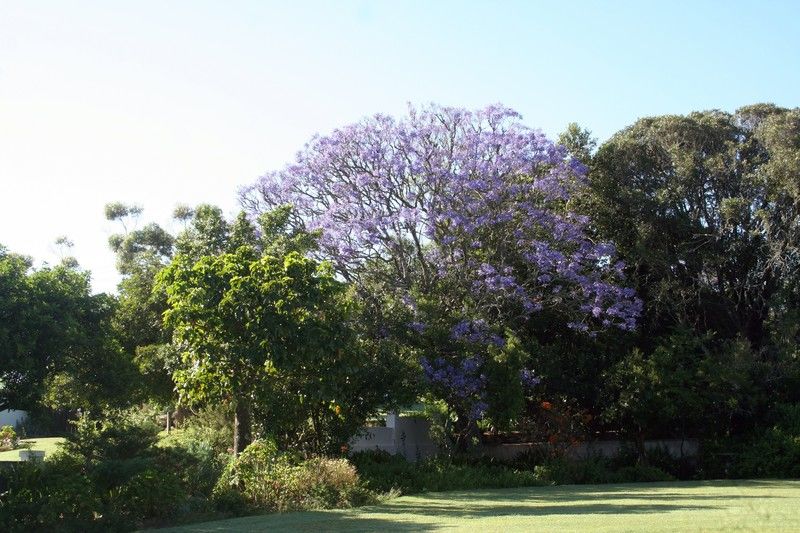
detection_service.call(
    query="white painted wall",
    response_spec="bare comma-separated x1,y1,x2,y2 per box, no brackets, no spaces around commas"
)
350,414,439,462
0,410,28,428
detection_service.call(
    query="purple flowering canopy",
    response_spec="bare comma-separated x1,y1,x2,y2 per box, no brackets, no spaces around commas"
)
241,104,640,333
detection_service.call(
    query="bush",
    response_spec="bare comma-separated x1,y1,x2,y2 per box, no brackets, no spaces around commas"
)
158,429,228,499
350,450,542,494
529,456,673,485
292,457,373,509
214,440,373,512
699,403,800,479
109,468,187,524
0,455,100,533
162,405,233,456
0,412,212,531
0,425,18,451
641,445,698,480
61,412,159,463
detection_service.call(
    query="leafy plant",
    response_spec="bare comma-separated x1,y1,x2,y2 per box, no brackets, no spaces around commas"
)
0,425,18,451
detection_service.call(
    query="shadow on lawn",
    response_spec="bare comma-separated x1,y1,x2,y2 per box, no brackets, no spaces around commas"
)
154,480,799,532
155,512,439,532
421,479,794,502
376,501,719,519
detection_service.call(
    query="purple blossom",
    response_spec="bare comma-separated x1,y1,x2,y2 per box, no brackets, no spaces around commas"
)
421,355,488,421
450,319,506,347
520,368,541,389
241,103,641,335
408,321,426,333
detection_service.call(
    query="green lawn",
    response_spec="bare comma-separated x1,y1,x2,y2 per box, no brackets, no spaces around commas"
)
153,480,800,532
0,437,65,462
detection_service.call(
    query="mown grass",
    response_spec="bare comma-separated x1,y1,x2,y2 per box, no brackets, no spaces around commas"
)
0,437,65,462
152,479,800,532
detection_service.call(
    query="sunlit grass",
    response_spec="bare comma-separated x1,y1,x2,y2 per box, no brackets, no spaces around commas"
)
0,437,65,462
153,479,800,532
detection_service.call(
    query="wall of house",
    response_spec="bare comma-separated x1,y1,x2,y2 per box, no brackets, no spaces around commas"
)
349,413,439,462
0,410,28,429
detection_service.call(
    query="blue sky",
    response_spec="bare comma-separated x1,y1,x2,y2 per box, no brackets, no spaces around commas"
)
1,0,798,293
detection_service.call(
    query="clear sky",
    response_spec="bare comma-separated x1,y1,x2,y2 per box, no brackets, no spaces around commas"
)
1,0,799,294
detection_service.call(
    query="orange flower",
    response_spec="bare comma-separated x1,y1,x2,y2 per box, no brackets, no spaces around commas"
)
541,401,553,410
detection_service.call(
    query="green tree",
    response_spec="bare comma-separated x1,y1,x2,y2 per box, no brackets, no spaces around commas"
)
558,122,596,165
0,245,135,412
159,208,381,455
105,203,177,417
584,104,800,440
587,105,799,348
603,328,753,457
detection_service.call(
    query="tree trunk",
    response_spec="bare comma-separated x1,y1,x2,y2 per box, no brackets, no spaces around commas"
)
233,401,252,456
165,410,171,433
635,429,647,465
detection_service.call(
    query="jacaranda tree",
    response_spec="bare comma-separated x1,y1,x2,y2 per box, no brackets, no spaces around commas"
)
241,104,640,445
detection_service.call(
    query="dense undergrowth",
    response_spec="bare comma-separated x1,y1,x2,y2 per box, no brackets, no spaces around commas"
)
2,404,800,532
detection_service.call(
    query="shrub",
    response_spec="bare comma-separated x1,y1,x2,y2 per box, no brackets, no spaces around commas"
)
529,456,673,485
156,438,227,499
161,405,233,456
109,468,187,524
0,455,100,533
641,445,698,480
350,450,541,494
292,457,373,509
213,439,288,510
61,412,159,463
699,403,800,479
0,412,213,531
214,440,373,511
0,425,18,451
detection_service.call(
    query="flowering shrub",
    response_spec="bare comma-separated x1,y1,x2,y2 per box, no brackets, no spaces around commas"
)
0,425,18,451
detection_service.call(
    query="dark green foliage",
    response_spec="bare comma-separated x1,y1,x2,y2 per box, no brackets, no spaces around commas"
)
108,467,186,524
586,105,799,350
0,245,138,412
602,328,754,442
530,457,674,485
0,455,99,533
61,413,159,463
0,414,223,531
700,404,800,479
350,450,542,494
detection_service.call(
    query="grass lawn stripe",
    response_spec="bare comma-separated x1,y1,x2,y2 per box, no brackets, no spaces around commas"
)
150,479,800,532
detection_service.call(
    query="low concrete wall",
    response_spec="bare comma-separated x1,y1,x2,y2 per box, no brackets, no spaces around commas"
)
350,413,439,462
483,439,699,462
351,413,699,463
